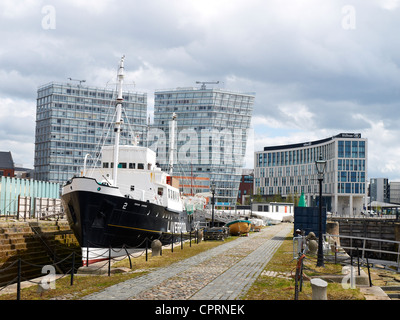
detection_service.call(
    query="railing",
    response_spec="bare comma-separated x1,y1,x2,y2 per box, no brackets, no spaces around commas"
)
293,233,400,271
325,234,400,271
0,229,205,300
328,213,399,220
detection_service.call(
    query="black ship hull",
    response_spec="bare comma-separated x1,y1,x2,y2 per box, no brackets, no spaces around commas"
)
62,177,189,264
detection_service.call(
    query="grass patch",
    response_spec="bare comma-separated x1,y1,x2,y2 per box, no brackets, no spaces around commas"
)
0,228,368,301
0,237,235,300
243,233,365,300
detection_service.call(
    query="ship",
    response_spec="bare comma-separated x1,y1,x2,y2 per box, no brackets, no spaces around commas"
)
61,56,190,265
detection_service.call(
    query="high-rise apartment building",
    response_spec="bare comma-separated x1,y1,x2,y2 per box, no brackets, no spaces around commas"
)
34,82,147,183
151,85,254,207
370,178,390,203
389,181,400,204
254,133,368,216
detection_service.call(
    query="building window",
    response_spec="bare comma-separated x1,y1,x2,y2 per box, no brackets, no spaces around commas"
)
359,141,365,158
345,141,351,158
352,141,358,158
338,141,344,158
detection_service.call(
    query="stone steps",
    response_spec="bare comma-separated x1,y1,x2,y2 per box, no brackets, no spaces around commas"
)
0,220,81,287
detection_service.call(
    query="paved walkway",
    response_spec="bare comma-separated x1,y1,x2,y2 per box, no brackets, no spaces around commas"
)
83,223,293,300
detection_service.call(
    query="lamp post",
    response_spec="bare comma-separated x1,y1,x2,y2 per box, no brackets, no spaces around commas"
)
315,153,327,267
211,182,216,228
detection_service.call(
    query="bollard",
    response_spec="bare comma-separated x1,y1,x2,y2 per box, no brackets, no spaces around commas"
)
197,229,203,243
151,239,162,257
310,278,328,300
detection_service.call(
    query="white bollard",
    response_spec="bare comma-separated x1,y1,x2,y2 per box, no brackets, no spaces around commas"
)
151,239,162,257
310,278,328,300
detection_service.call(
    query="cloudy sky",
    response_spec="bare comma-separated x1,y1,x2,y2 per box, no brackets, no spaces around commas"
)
1,0,400,180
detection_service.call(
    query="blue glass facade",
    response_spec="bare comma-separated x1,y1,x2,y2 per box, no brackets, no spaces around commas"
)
337,140,366,195
254,133,368,215
152,86,254,207
34,82,147,183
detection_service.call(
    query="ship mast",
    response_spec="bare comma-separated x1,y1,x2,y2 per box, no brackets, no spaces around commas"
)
112,55,125,186
169,112,177,175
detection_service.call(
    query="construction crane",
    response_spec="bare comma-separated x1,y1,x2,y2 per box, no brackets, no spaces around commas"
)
196,81,219,90
68,78,86,86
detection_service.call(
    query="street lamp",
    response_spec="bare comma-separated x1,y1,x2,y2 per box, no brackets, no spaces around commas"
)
315,152,326,267
211,182,216,228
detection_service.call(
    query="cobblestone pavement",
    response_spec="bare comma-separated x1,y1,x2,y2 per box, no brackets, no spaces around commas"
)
83,223,293,300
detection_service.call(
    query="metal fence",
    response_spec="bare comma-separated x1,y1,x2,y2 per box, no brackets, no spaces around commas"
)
0,176,60,219
0,230,204,300
294,233,400,271
325,233,400,271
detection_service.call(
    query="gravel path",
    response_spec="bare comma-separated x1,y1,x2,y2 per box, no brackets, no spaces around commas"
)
83,223,293,300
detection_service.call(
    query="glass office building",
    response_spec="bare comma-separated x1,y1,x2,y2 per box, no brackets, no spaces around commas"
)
254,133,368,216
34,82,147,184
151,85,255,207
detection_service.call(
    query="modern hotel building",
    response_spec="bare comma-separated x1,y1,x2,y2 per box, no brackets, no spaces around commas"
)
34,82,147,184
152,84,254,207
254,133,368,216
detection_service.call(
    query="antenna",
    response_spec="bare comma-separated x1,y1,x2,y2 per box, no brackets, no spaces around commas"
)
68,78,86,86
196,81,219,90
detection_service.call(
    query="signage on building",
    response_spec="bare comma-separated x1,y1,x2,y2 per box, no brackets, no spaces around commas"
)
337,133,361,138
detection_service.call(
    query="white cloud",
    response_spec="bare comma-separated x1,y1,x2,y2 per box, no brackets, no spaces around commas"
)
1,1,400,181
0,98,35,168
375,0,400,10
354,114,400,180
0,0,40,19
